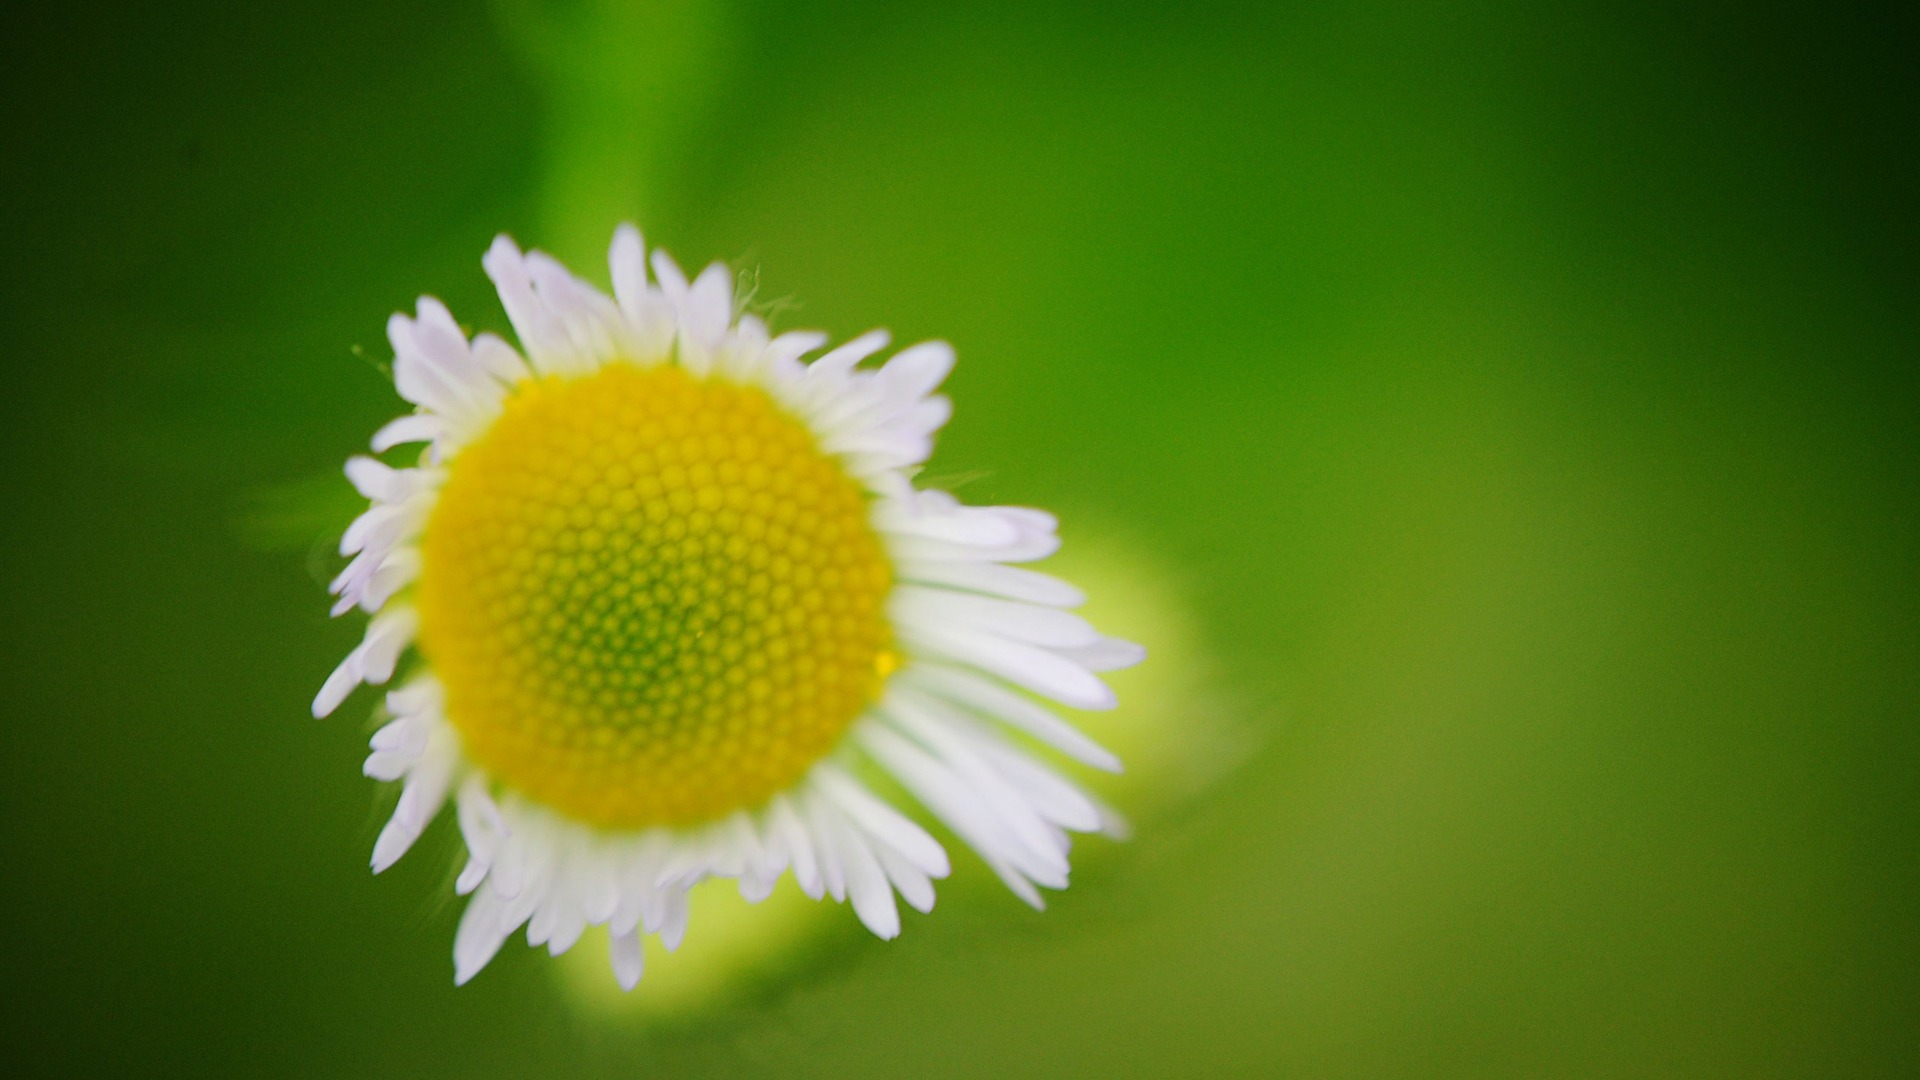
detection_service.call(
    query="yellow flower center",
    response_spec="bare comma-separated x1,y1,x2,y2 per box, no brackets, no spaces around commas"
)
416,363,895,828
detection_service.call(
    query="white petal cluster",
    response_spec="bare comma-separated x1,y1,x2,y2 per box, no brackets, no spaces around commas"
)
315,227,1142,988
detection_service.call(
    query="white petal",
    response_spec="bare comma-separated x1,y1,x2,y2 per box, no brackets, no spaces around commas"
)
359,607,419,685
884,696,1072,872
362,750,412,782
688,264,733,339
812,765,950,877
339,503,405,557
489,819,531,901
484,236,576,374
965,731,1102,833
371,734,454,873
359,548,421,611
369,715,420,752
545,902,586,957
456,857,490,896
885,523,1061,565
658,888,690,952
766,330,828,373
824,430,933,465
873,341,954,405
768,795,823,900
609,224,650,323
1052,636,1148,672
412,297,477,370
385,678,442,718
611,837,667,935
738,874,777,904
809,376,887,432
454,776,507,888
877,504,1018,547
798,792,849,903
469,333,530,384
808,329,888,383
610,929,644,991
453,889,513,986
390,313,491,422
895,395,952,436
312,652,363,718
648,249,688,302
344,456,399,501
722,810,776,883
370,413,439,452
718,314,772,380
817,799,899,939
893,586,1100,648
525,894,558,947
871,841,937,914
897,559,1085,607
989,862,1048,910
908,663,1120,773
859,724,1068,894
329,563,375,617
579,855,619,925
500,872,550,938
527,252,623,365
902,623,1116,710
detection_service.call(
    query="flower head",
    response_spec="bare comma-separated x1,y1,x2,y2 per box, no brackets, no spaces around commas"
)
315,226,1142,989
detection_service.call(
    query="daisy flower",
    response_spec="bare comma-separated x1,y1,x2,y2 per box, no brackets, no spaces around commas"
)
314,226,1142,990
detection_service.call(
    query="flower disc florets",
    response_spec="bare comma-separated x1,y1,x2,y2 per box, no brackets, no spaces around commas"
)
420,364,894,826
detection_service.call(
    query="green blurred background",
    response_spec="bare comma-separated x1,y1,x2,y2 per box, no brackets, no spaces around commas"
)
2,0,1915,1076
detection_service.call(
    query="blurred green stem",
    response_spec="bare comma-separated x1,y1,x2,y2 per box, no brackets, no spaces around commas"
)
492,0,734,261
